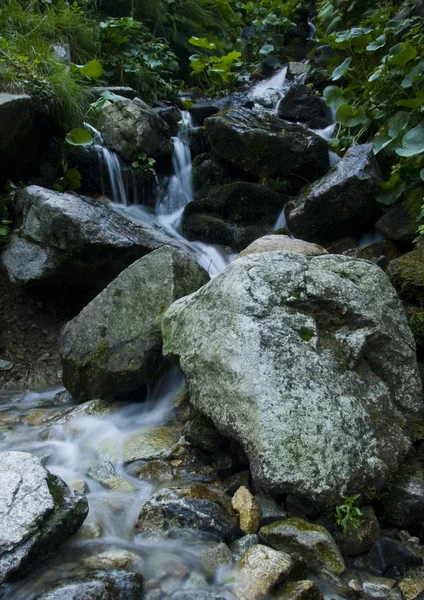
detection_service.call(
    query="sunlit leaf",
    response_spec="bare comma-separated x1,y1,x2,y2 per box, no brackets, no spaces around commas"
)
332,57,352,81
336,103,366,127
396,125,424,157
65,128,93,147
188,36,216,50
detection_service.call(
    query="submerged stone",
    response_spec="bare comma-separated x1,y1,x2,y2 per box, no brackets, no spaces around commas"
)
235,544,293,600
276,580,324,600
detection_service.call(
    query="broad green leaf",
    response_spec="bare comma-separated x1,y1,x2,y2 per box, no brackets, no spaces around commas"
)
368,65,384,82
323,85,353,109
336,104,366,127
366,33,386,51
388,45,417,67
65,128,93,147
421,169,424,182
332,57,352,81
188,36,216,50
74,59,103,79
259,43,274,56
396,125,424,157
373,133,393,154
0,227,8,236
396,94,424,109
402,61,424,88
376,174,406,205
388,111,410,138
64,168,81,191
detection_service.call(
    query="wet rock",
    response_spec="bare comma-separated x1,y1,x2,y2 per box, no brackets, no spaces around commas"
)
260,518,345,575
388,248,424,305
356,241,401,265
182,413,225,453
153,105,182,136
256,495,287,526
88,86,137,100
368,538,423,579
204,107,329,188
0,451,88,584
231,534,259,562
192,154,232,199
60,247,209,401
238,235,327,258
288,62,312,78
376,186,423,245
134,460,174,481
326,237,357,254
87,461,136,492
382,477,424,527
82,549,143,571
399,578,424,600
39,570,144,600
2,186,177,290
361,575,398,599
276,580,324,600
198,541,234,577
286,144,381,244
42,399,114,427
223,471,250,497
188,127,211,158
189,93,254,126
0,360,13,371
235,544,293,600
101,97,173,161
172,387,193,424
277,84,332,129
232,486,261,534
137,484,240,542
75,518,103,539
162,252,423,504
334,505,380,556
123,425,181,462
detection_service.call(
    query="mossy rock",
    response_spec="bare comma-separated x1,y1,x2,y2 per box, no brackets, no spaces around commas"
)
377,186,424,245
388,248,424,306
182,213,234,247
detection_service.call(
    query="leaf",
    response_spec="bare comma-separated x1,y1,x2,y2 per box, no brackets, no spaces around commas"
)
188,36,216,50
388,111,410,138
402,61,424,88
64,168,81,191
0,227,8,236
366,33,386,51
388,44,417,67
336,104,366,127
421,169,424,182
396,126,424,157
259,43,274,56
373,133,393,154
368,65,384,82
395,94,424,109
73,59,103,79
332,57,352,81
323,85,353,109
65,128,93,147
376,173,406,205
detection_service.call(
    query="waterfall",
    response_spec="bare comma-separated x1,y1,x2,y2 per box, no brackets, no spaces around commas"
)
251,66,288,100
97,145,128,206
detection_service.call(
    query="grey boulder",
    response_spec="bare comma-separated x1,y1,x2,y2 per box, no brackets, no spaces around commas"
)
162,251,423,505
2,185,177,290
60,246,209,401
286,144,381,244
39,571,144,600
0,451,88,584
381,476,424,527
101,97,173,161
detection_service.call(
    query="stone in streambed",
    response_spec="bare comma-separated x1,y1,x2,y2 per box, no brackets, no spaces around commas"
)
0,451,88,584
162,252,423,505
377,187,424,245
368,538,422,579
123,425,181,462
238,234,327,258
60,246,209,401
399,578,424,600
232,486,261,534
234,544,293,600
231,534,259,562
277,83,332,129
260,518,345,575
276,580,324,600
381,476,424,527
39,570,144,600
87,461,136,492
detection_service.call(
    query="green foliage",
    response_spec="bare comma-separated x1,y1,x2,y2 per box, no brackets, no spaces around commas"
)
335,494,362,536
188,35,243,91
98,17,180,102
65,127,94,146
54,167,82,192
132,153,156,177
317,3,424,207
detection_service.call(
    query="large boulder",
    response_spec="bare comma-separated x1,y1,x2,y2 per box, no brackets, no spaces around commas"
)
39,571,144,600
277,84,332,129
376,187,423,245
101,97,173,161
1,186,177,291
59,246,209,401
189,92,254,126
286,144,381,244
204,107,329,189
0,451,88,584
238,235,327,258
162,252,423,505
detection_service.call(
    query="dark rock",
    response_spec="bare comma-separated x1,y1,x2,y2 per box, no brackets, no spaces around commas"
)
1,186,177,291
223,471,250,496
183,413,226,453
304,67,333,94
382,476,424,528
286,144,382,244
368,538,423,579
388,248,424,305
230,534,259,562
277,84,332,129
192,155,232,199
334,505,380,556
204,107,330,188
376,187,424,245
59,246,208,401
39,570,144,599
188,127,211,159
326,237,357,254
137,484,240,542
256,495,287,526
189,93,254,126
356,241,401,264
182,213,234,247
314,45,338,66
153,105,182,136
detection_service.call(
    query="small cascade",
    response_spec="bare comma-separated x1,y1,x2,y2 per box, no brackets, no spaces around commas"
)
251,66,288,100
97,145,128,206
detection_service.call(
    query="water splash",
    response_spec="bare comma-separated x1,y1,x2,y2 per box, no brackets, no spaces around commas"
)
251,66,288,100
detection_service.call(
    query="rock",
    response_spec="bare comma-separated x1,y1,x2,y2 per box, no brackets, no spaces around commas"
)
87,461,136,492
260,518,345,575
0,360,13,371
2,186,177,290
182,413,226,453
41,399,114,427
231,534,259,562
235,544,293,600
82,549,142,571
399,578,424,600
172,387,193,423
277,84,332,129
334,505,380,556
59,246,209,401
388,249,424,305
88,85,137,100
286,144,382,244
153,105,182,136
204,107,329,189
232,486,261,534
162,252,423,504
39,570,144,600
361,575,397,599
288,62,312,78
376,188,423,244
238,235,327,258
189,92,254,126
382,476,424,527
170,591,221,600
188,127,211,159
123,425,181,462
356,241,401,265
137,484,239,542
223,471,251,497
256,495,287,526
276,580,324,600
134,460,174,481
192,154,232,199
368,538,423,579
101,97,173,161
0,451,88,584
198,542,234,577
183,182,283,251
